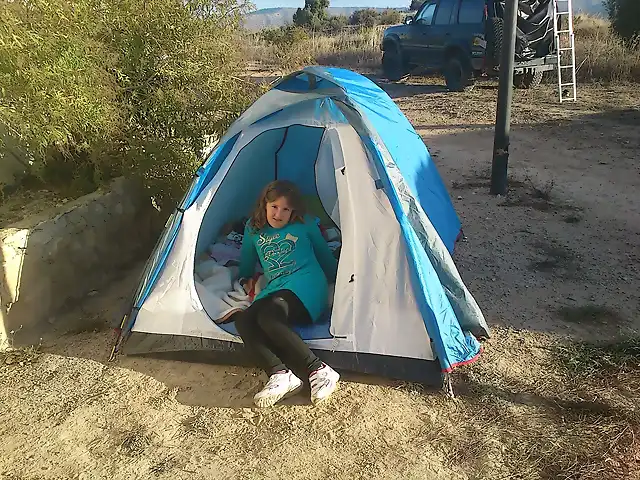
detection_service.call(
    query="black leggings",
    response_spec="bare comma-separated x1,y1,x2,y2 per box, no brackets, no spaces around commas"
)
233,289,324,376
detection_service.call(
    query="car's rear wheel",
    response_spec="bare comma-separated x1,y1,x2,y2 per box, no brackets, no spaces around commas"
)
382,44,408,82
514,69,544,89
444,55,474,92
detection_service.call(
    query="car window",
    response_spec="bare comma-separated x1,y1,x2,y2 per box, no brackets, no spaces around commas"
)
434,0,457,25
458,0,485,24
415,2,437,25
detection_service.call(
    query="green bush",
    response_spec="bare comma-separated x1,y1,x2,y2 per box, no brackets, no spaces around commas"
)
324,15,349,34
349,8,403,27
378,9,404,25
349,9,378,28
260,25,313,67
262,25,310,48
0,0,256,209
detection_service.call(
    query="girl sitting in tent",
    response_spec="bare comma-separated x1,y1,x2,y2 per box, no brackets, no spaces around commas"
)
235,180,340,407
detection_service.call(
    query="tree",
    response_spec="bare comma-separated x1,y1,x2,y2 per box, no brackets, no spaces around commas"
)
378,9,404,25
349,8,403,27
349,9,378,28
293,0,330,30
325,15,348,34
605,0,640,42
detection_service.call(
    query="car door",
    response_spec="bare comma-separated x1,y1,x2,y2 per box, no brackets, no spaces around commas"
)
426,0,458,68
403,1,438,66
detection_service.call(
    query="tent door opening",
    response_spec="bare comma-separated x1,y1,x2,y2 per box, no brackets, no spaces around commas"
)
193,124,351,341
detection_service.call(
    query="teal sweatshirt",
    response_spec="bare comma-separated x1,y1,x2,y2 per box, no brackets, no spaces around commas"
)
238,215,338,322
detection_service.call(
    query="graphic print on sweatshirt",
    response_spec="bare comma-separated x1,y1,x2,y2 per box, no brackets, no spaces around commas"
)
257,232,298,278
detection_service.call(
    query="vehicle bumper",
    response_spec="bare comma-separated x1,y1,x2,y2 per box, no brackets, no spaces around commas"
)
514,55,558,73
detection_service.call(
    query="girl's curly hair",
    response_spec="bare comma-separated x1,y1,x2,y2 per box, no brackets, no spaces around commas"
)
249,180,306,231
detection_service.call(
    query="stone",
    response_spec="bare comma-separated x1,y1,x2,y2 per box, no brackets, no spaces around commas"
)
0,177,162,347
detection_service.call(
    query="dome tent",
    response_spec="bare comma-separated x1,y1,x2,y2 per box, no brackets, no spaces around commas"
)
111,66,489,386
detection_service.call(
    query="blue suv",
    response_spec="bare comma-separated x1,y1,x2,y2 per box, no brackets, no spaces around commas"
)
381,0,558,91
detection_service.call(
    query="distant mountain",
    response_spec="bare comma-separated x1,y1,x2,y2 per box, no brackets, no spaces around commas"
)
243,7,407,31
243,8,295,30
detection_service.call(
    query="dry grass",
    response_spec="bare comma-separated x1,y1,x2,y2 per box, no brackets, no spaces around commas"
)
560,338,640,381
244,26,383,71
573,14,640,83
116,428,152,457
245,15,640,83
312,27,383,70
448,330,640,480
1,324,42,365
0,345,41,366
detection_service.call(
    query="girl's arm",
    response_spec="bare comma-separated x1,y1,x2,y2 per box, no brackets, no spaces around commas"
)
238,223,258,281
307,221,338,283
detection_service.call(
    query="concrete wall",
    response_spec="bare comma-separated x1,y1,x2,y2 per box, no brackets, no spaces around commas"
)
0,177,162,347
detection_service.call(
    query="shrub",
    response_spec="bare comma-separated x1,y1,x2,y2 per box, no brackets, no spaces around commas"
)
0,0,255,209
260,25,314,67
349,9,403,27
574,14,640,82
325,15,349,34
262,25,310,48
378,9,405,26
349,9,379,28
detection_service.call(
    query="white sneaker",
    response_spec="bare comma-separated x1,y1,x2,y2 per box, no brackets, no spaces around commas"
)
253,370,303,408
309,364,340,405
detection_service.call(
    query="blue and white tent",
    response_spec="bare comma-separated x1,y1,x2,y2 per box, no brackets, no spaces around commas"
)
113,67,489,383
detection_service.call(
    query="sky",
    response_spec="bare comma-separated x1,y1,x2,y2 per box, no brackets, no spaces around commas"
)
252,0,409,9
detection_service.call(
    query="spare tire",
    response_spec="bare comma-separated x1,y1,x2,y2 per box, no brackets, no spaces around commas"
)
486,17,503,69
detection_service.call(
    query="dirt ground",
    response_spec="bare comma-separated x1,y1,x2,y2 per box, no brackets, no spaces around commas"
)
1,77,639,480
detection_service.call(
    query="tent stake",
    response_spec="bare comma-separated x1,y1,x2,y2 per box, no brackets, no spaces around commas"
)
443,372,455,399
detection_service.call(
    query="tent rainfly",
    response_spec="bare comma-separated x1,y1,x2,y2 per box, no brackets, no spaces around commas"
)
111,66,490,386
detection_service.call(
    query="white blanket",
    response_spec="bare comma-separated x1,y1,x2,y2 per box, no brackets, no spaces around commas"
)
195,259,251,323
196,258,335,324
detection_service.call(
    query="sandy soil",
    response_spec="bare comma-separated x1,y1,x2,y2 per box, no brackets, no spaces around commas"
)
1,78,639,480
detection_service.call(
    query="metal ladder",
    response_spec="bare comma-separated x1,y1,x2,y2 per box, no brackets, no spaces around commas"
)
553,0,577,102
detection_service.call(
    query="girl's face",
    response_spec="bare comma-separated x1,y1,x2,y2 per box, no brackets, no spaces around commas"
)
266,196,293,229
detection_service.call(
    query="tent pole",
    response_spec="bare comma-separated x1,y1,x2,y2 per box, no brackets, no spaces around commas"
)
490,0,518,195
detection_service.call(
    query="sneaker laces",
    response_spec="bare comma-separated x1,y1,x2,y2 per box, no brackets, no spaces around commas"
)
310,366,330,393
264,371,288,391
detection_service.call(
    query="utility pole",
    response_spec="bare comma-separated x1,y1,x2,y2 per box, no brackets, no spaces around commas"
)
490,0,519,195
